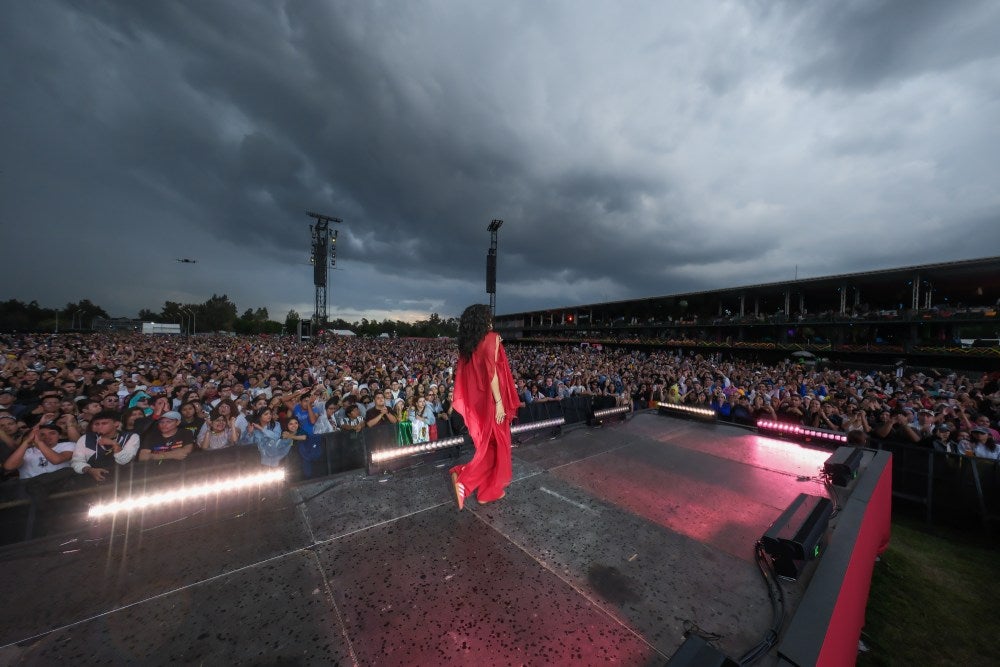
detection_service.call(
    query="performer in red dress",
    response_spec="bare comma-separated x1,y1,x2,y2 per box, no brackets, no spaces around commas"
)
450,304,520,509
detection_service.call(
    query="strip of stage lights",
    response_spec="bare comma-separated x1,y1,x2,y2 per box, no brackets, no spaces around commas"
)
88,469,286,519
656,402,717,419
592,406,631,419
370,435,466,464
756,420,849,444
510,417,566,434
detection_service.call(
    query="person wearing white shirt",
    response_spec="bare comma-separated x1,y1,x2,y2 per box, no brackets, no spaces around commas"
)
3,423,75,479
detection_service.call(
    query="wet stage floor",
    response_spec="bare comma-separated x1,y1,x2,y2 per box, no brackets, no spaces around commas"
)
0,413,836,666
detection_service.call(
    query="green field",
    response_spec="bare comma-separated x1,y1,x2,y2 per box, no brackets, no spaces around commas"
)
858,516,1000,666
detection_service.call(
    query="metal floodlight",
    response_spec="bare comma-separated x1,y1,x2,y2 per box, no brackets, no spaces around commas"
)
370,435,466,465
88,469,286,519
823,446,863,486
756,420,849,445
656,402,717,420
487,219,504,232
761,493,833,579
590,405,630,426
510,417,565,434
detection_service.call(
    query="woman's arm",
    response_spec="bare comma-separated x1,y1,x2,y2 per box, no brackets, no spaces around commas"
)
2,431,34,471
491,336,506,422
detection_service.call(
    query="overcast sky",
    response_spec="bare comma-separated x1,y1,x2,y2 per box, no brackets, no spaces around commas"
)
2,1,999,322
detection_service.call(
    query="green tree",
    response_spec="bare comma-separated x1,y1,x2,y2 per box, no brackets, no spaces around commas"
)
60,299,109,330
198,294,238,332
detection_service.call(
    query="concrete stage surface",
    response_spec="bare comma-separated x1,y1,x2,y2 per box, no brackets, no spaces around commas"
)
0,413,850,666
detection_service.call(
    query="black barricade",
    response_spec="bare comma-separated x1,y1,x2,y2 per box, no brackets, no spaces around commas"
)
325,430,367,475
870,439,999,529
560,395,593,425
365,421,401,454
591,395,618,413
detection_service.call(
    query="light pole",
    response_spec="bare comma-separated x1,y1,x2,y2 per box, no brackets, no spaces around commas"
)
178,308,189,335
180,307,197,336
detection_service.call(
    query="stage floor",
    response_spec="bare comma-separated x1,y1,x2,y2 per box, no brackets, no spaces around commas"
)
0,413,838,666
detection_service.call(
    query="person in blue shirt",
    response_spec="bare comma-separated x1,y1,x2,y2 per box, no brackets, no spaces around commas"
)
292,387,325,479
240,408,286,467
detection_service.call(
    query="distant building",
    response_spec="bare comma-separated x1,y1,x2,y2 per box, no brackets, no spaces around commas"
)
92,317,142,332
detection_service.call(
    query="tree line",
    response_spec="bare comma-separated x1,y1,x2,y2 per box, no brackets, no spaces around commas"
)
0,298,458,338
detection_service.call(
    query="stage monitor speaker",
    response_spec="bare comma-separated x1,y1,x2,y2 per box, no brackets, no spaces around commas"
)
823,446,863,486
486,251,497,293
761,493,833,580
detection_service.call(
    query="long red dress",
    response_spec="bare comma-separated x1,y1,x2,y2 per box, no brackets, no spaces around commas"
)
451,331,520,502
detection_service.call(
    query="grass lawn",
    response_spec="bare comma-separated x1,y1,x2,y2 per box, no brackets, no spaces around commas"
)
858,514,1000,666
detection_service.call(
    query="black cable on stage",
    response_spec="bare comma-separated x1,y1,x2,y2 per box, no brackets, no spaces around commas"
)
737,541,785,666
797,468,842,519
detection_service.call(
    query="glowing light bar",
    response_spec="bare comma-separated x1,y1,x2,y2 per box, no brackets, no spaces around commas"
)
656,402,717,419
88,469,286,519
592,406,631,419
511,417,565,434
756,420,849,444
370,435,466,464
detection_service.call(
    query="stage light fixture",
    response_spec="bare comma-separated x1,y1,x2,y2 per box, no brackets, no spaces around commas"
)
761,492,833,579
823,446,863,486
756,420,848,445
590,405,630,427
88,469,286,519
370,435,466,464
510,417,565,434
656,402,717,419
592,405,630,419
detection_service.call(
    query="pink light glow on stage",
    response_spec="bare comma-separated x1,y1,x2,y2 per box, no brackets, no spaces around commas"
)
746,434,833,473
551,435,832,560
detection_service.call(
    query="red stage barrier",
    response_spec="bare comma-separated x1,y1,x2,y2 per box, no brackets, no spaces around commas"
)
778,450,892,667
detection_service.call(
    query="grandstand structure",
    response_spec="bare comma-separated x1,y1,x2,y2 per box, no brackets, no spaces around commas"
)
494,256,1000,365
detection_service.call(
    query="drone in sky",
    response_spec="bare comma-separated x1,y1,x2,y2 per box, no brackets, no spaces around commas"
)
175,258,198,264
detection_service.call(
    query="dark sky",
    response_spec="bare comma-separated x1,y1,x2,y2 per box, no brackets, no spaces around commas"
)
2,1,999,321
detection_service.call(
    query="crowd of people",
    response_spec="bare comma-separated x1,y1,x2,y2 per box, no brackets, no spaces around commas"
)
1,331,999,490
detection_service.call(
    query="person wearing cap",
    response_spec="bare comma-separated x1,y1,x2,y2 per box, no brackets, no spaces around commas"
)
72,411,140,482
914,409,938,447
974,415,1000,442
138,411,194,462
0,387,26,420
3,422,75,479
971,427,999,460
930,422,955,454
0,412,24,465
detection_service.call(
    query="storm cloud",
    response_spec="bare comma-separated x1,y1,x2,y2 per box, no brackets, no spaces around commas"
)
2,0,998,321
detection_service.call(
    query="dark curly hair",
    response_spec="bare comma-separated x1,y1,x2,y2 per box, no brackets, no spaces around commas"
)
457,304,492,362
